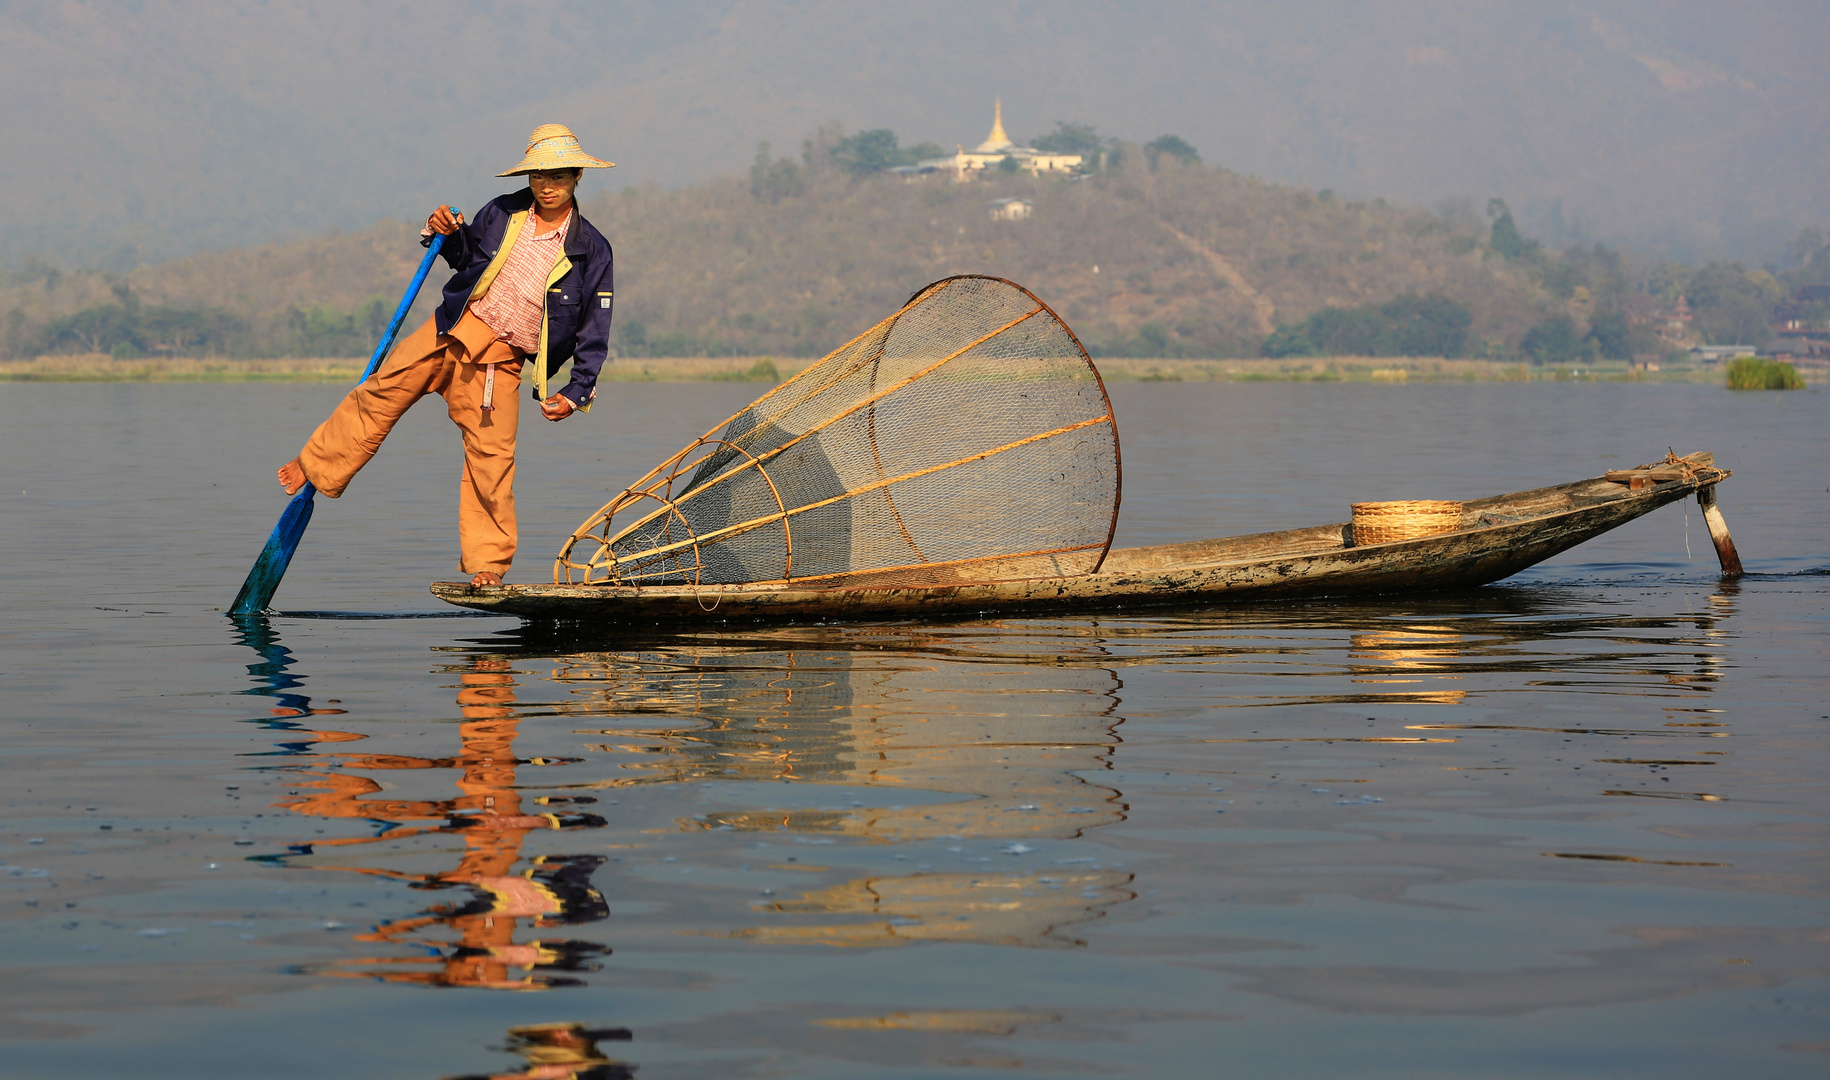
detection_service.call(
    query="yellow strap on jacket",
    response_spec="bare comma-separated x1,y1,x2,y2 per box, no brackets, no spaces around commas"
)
466,210,528,302
529,255,590,412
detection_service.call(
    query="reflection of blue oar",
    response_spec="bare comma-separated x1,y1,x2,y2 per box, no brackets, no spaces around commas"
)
230,210,459,615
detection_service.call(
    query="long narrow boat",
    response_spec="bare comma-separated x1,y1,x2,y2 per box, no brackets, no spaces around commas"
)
431,452,1737,623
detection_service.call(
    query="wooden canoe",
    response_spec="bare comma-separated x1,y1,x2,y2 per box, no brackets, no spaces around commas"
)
431,453,1733,623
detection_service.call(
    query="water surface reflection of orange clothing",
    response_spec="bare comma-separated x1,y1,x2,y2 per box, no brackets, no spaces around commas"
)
279,658,608,989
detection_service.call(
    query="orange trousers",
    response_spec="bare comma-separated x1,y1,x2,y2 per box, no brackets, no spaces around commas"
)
297,313,524,576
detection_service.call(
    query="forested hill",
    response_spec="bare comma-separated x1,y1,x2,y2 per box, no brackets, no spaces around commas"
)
6,154,1793,363
581,161,1550,360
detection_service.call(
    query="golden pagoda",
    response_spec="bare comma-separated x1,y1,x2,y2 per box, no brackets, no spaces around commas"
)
975,98,1016,153
918,100,1083,180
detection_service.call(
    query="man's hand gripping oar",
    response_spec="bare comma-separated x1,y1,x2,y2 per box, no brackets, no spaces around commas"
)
230,208,461,615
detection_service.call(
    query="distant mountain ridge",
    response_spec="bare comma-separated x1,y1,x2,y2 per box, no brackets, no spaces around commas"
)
1,1,1822,270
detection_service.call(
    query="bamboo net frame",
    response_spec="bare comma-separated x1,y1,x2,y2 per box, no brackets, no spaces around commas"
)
555,276,1121,589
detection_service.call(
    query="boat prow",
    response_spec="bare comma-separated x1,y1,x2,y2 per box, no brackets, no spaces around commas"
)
432,452,1734,623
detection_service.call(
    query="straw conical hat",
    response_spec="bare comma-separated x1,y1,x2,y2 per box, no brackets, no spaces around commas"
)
497,124,615,176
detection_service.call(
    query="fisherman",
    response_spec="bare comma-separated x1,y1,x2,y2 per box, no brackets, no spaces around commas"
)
276,124,615,587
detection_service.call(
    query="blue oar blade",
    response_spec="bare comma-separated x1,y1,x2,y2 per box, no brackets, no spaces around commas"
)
230,484,317,614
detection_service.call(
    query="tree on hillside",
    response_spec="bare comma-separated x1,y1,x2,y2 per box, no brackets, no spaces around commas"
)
4,254,64,291
750,142,805,203
1486,198,1538,260
801,121,845,172
37,300,138,355
1,308,23,359
1520,316,1588,364
1381,294,1473,356
1541,242,1627,303
1517,303,1651,364
1587,309,1632,360
824,129,945,176
1684,261,1782,345
30,283,246,357
832,129,903,175
1793,227,1825,267
1781,227,1830,291
284,297,390,357
1144,135,1200,170
1033,122,1105,170
1262,294,1470,357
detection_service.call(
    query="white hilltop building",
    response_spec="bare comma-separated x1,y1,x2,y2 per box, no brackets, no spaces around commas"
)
914,100,1083,179
987,197,1033,221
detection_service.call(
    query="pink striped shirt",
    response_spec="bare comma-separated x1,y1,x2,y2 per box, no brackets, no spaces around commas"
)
469,209,572,355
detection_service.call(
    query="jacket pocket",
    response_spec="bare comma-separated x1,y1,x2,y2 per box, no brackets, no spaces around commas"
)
545,288,582,353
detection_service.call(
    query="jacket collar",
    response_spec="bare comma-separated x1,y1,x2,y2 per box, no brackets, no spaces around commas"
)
564,219,589,258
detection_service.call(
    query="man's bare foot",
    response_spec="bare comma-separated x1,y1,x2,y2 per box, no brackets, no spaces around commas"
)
277,459,306,495
469,571,503,588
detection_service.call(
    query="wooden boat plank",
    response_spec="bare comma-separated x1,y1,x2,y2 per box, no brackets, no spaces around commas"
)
430,461,1727,623
1605,450,1717,483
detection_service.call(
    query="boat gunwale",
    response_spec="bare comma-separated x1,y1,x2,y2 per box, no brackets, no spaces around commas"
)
430,464,1727,618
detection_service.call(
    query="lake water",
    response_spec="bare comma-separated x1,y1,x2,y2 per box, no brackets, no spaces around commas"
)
2,379,1826,1078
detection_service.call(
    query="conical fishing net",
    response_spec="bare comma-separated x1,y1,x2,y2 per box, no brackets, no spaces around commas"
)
555,275,1120,589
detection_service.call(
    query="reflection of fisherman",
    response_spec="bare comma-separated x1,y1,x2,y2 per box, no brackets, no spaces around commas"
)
276,124,616,587
443,1023,634,1080
278,656,609,989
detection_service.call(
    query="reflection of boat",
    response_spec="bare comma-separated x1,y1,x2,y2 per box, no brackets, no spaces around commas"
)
479,634,1137,946
432,454,1735,622
730,869,1133,949
1348,628,1468,703
527,641,1127,841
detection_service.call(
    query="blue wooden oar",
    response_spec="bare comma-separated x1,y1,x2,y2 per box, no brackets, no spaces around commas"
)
230,210,459,614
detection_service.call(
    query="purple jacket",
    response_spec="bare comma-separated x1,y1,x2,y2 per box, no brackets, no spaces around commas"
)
424,188,614,409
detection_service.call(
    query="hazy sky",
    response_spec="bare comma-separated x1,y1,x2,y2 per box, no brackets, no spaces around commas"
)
5,0,1824,267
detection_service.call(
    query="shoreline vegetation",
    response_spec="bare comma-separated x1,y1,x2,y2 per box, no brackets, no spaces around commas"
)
2,354,1818,385
1723,356,1808,390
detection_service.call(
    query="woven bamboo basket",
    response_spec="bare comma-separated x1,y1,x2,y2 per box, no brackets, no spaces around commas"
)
1350,500,1464,546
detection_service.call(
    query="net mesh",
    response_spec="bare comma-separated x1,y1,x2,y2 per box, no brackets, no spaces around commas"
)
555,275,1120,588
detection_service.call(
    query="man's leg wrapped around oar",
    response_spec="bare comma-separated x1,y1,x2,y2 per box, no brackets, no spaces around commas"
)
291,310,525,578
292,315,442,498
